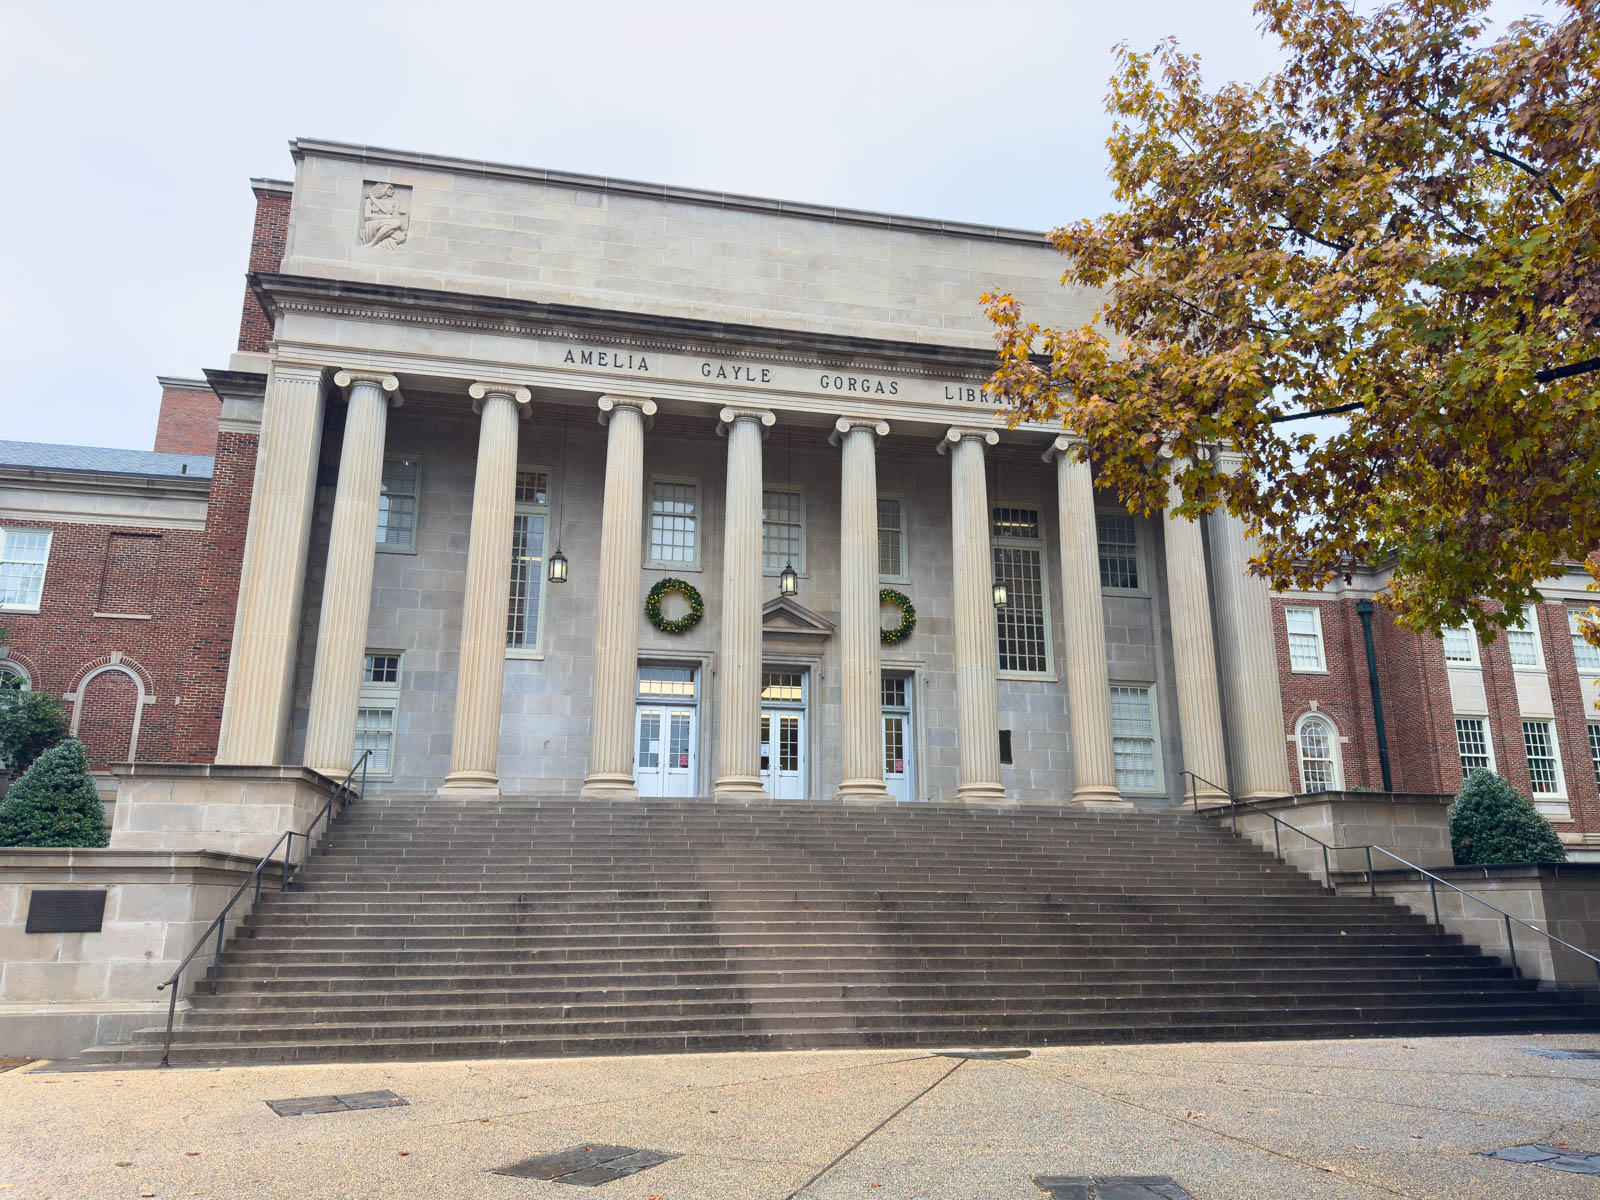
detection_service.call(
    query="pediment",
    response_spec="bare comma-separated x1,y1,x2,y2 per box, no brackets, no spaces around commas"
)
761,596,836,642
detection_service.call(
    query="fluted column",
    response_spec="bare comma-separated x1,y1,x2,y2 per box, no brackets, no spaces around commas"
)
939,427,1006,802
834,418,892,804
1163,460,1230,804
582,394,658,801
713,406,775,802
304,370,403,776
440,382,531,795
1209,450,1293,799
1045,436,1126,807
217,362,329,765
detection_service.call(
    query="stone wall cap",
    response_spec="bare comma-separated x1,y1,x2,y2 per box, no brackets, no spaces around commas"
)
1215,791,1456,813
107,762,343,793
0,847,284,881
1345,862,1600,883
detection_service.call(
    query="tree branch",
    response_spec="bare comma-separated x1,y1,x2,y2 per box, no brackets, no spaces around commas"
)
1271,401,1365,423
1535,356,1600,384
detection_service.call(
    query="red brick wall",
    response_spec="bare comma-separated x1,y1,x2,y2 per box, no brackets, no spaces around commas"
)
1272,597,1379,793
76,669,139,768
237,184,291,354
152,382,220,456
1542,601,1600,832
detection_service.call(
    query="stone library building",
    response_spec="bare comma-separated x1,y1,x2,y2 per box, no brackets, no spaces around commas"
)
2,139,1599,1061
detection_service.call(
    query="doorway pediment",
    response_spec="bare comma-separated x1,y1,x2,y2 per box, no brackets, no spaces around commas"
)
761,596,835,644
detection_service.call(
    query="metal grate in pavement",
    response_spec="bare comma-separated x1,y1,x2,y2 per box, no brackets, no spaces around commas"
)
934,1049,1032,1060
1483,1144,1600,1174
1034,1176,1195,1199
265,1090,408,1117
492,1144,680,1187
1522,1048,1600,1060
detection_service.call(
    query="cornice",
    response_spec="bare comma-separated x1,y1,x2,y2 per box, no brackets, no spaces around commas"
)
288,138,1048,247
250,273,999,380
0,465,211,498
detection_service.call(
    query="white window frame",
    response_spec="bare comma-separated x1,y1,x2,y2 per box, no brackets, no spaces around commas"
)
1453,715,1496,778
877,494,908,583
0,527,53,613
376,456,421,553
1284,606,1327,673
507,467,552,658
1507,609,1544,671
355,651,402,779
1569,608,1600,673
1095,509,1146,595
1441,625,1480,667
1588,721,1600,796
761,486,807,576
1521,718,1567,800
0,659,31,692
992,502,1055,679
1294,712,1343,793
1109,683,1163,794
644,475,702,571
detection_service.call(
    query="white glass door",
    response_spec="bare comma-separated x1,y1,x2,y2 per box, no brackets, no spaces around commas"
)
636,704,696,797
882,672,914,802
760,711,805,799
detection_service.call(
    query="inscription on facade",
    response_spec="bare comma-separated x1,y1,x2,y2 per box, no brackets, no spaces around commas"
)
701,362,771,383
819,372,900,396
562,348,651,371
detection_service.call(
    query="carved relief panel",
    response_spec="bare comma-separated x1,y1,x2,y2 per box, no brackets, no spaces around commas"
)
358,181,411,250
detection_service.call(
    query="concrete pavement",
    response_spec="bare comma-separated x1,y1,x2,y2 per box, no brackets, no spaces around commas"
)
3,1034,1600,1198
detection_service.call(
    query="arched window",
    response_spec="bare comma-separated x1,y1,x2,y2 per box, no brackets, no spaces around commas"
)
0,661,29,692
1296,714,1342,793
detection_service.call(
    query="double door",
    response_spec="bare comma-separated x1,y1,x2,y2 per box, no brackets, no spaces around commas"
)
635,705,695,797
882,672,914,803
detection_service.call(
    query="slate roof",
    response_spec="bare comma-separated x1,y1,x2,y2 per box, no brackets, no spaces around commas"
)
0,441,214,480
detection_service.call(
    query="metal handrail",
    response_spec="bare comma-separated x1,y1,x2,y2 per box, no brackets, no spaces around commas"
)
1182,769,1600,990
154,752,370,1066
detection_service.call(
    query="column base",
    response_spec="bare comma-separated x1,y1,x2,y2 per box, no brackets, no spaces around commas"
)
712,775,770,803
954,781,1010,804
1184,788,1231,810
580,773,641,802
835,779,893,805
1068,784,1134,810
437,771,501,798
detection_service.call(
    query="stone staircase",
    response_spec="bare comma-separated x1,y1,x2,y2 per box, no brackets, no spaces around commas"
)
82,797,1600,1065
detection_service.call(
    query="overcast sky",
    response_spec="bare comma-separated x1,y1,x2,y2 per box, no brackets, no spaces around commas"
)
0,1,1548,451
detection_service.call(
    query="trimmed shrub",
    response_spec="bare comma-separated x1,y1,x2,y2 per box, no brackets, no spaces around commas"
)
1449,768,1566,865
0,688,68,776
0,739,109,848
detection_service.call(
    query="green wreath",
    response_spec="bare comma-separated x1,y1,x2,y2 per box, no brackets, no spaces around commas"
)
646,578,705,634
880,588,916,645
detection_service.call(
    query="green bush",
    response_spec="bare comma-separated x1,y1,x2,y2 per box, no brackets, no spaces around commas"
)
0,739,108,848
1449,768,1566,865
0,688,68,776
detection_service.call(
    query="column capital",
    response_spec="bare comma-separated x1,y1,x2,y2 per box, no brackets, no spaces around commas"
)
597,393,657,426
1042,434,1087,464
937,426,998,455
830,417,889,446
469,380,532,418
717,406,776,438
333,369,403,408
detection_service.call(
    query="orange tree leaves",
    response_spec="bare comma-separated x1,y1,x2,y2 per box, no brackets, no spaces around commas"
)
982,0,1600,653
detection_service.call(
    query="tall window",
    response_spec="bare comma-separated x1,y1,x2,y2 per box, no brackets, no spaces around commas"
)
507,471,549,651
1589,722,1600,794
761,489,804,573
1285,607,1326,671
1442,626,1478,665
1570,609,1600,671
1110,685,1159,792
1096,512,1140,591
877,497,906,578
0,528,51,611
378,458,420,549
1296,714,1340,792
993,507,1048,674
1507,611,1543,668
355,652,401,776
1522,719,1563,794
0,661,29,692
1455,717,1493,777
647,479,698,566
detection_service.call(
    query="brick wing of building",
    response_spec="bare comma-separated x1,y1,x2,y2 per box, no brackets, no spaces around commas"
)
1,143,1596,855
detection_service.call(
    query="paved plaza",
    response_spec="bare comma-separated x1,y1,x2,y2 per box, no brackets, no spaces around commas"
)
4,1034,1600,1199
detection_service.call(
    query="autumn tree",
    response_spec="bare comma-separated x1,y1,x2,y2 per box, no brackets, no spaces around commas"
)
982,0,1599,660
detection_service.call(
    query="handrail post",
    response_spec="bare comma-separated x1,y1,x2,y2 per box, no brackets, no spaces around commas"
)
250,871,263,936
1505,915,1518,978
209,914,226,995
1322,843,1331,891
282,833,294,890
1430,875,1440,927
160,974,179,1067
1273,819,1280,859
1366,846,1375,898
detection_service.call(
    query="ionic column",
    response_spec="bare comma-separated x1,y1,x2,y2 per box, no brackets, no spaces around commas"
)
304,370,403,776
712,406,775,803
1209,450,1292,799
581,394,658,801
833,417,892,804
217,363,329,765
1044,436,1126,807
938,427,1006,802
1163,461,1230,804
440,382,531,795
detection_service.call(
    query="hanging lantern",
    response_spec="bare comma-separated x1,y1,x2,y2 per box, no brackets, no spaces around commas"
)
548,545,569,584
779,560,799,597
992,578,1009,609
